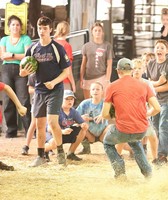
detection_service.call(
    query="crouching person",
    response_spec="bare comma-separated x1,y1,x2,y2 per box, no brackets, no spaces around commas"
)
45,90,88,162
101,58,160,180
76,82,110,154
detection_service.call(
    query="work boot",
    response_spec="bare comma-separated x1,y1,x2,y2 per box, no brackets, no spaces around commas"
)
78,139,91,155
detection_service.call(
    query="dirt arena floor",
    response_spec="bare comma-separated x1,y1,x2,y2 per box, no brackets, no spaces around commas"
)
0,131,168,200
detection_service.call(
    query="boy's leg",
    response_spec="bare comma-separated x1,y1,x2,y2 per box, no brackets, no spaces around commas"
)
29,117,47,167
48,114,66,165
67,127,86,161
128,141,152,178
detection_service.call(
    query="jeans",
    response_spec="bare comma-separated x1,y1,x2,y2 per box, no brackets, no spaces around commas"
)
2,64,31,137
152,103,168,157
103,124,152,178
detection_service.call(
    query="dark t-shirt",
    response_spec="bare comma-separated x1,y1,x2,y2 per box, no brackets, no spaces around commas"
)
160,26,168,41
26,40,71,94
147,58,168,104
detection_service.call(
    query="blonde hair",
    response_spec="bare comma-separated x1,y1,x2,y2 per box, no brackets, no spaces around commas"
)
132,58,143,67
142,52,155,60
54,21,70,38
161,8,168,15
91,22,104,32
90,81,104,90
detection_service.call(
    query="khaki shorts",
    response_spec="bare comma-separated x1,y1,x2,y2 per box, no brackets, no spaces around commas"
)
82,75,109,90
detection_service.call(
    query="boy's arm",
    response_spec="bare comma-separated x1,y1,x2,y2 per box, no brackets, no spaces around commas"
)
3,85,27,116
101,102,112,119
147,96,160,117
44,67,70,90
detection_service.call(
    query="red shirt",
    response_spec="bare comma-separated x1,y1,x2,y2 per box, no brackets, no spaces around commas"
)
0,82,5,91
105,76,155,134
55,39,73,84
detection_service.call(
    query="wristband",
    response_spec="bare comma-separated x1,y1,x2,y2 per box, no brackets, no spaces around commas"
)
12,53,15,58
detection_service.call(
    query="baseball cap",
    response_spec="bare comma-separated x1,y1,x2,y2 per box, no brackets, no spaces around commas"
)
64,90,76,99
116,58,133,70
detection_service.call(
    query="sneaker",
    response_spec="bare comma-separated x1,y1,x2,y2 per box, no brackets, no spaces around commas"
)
152,158,160,166
44,152,50,162
57,152,66,165
78,148,91,155
29,156,47,167
22,145,29,155
67,153,82,161
78,139,91,155
0,161,14,171
158,155,168,165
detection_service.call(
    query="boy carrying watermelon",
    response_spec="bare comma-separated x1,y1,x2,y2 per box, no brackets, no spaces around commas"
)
20,16,71,167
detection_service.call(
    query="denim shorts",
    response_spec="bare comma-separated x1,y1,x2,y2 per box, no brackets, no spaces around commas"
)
33,88,63,118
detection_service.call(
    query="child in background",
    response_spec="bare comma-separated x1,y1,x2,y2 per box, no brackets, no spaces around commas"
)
44,90,88,161
54,21,76,92
21,73,36,155
0,81,27,170
76,82,110,154
160,8,168,41
141,52,155,79
147,39,168,165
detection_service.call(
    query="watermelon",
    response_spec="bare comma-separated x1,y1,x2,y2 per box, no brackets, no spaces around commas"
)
20,56,38,72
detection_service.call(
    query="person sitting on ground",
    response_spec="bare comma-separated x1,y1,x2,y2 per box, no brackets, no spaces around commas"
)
76,82,110,154
0,81,27,170
44,90,88,161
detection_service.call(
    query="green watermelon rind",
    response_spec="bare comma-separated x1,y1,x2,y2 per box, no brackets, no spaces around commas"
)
20,56,38,72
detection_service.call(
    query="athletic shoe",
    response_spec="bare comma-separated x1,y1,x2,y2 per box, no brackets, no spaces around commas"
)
78,139,91,155
152,158,160,166
29,156,46,167
57,152,66,165
44,152,50,162
21,145,29,155
67,153,82,161
157,155,167,166
0,161,14,171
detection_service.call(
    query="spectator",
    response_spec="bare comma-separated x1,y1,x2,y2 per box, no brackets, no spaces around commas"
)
76,82,110,154
160,8,168,41
147,39,168,165
80,22,114,99
21,73,36,155
45,90,88,161
0,15,32,138
54,21,76,92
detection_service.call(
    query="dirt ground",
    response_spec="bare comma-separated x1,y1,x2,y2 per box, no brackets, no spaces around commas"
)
0,131,168,200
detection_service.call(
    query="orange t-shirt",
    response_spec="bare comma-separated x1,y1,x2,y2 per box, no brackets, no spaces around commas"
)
55,39,73,84
105,76,155,134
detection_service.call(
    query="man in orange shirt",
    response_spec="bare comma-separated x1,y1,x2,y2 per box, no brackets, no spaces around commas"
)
101,58,160,179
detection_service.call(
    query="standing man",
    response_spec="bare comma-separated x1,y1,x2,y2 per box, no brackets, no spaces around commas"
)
101,58,160,179
20,16,70,167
